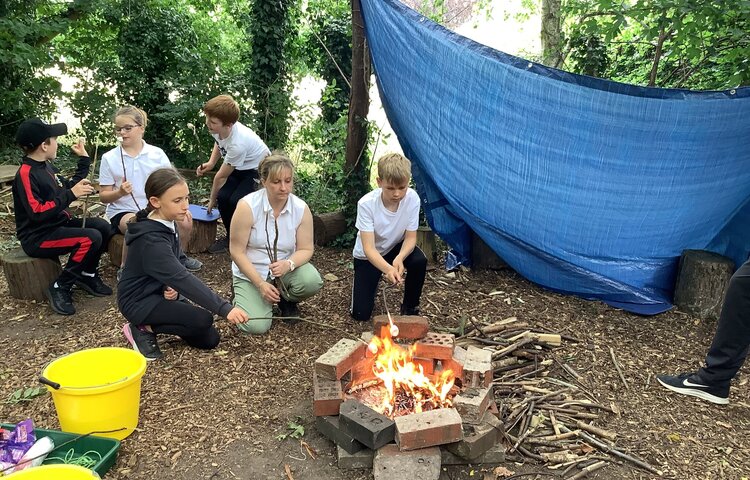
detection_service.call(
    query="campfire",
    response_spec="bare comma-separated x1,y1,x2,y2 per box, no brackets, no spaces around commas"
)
346,322,457,417
313,314,503,473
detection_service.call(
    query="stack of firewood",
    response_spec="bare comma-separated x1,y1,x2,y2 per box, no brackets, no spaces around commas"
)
454,317,661,478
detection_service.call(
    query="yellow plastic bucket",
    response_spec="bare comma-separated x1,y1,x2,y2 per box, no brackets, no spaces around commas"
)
6,465,100,479
40,347,147,440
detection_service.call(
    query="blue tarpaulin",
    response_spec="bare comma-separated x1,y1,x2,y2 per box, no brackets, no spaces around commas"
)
360,0,750,314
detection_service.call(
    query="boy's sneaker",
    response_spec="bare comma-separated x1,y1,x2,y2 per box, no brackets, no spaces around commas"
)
400,304,421,316
183,256,203,272
75,275,113,297
657,372,729,405
207,237,229,254
279,297,300,325
122,323,163,361
46,283,75,316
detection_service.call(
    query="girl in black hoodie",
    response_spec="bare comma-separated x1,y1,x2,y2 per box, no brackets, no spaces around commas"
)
118,168,248,360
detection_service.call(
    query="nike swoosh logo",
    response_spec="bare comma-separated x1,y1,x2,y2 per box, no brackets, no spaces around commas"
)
683,379,709,388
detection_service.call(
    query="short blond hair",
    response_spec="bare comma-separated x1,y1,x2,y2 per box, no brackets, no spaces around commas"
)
259,150,295,183
203,94,240,125
377,153,411,184
114,105,148,129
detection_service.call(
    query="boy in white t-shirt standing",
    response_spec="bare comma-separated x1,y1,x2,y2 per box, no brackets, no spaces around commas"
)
350,153,427,321
196,95,271,254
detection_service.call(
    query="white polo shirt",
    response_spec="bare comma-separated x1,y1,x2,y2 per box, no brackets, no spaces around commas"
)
211,122,270,171
352,188,420,260
99,141,171,219
231,189,308,281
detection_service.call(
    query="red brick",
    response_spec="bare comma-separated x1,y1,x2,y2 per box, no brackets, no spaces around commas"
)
313,371,344,416
453,386,492,425
413,357,434,375
350,355,377,385
395,408,463,450
438,345,465,382
316,338,367,380
372,315,430,340
414,332,455,360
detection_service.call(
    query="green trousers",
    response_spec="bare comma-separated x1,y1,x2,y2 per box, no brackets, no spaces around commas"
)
233,263,323,334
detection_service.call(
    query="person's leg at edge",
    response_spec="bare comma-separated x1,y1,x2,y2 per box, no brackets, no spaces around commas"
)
400,247,427,314
351,258,383,321
697,259,750,386
233,275,273,334
147,298,220,349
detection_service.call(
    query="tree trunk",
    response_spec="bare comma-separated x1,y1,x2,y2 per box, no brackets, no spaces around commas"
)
471,231,507,271
313,211,347,246
187,220,219,253
673,250,734,319
108,234,125,267
416,226,437,263
1,248,61,302
648,26,669,87
345,0,372,214
541,0,563,68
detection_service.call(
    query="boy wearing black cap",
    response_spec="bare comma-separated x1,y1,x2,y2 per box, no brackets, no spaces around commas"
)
12,118,113,315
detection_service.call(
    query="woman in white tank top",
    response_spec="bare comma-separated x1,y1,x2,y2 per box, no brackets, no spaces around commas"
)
228,151,323,334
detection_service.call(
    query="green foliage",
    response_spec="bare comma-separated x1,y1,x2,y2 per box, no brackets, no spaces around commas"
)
275,416,305,440
562,0,750,89
6,386,47,404
246,0,299,149
0,0,88,144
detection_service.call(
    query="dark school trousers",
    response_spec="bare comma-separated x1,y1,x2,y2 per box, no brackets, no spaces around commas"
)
698,258,750,386
351,243,427,321
217,168,258,236
23,217,112,288
143,297,220,349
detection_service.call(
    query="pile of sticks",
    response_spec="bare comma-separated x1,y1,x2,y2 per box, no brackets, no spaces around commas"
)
455,317,661,479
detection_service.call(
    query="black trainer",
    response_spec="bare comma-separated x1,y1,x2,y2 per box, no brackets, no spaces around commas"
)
400,304,421,316
123,323,163,361
279,297,300,325
657,372,729,405
75,275,113,297
207,237,229,254
46,283,75,315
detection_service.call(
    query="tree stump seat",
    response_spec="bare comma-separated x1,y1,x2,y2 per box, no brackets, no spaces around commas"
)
674,250,734,319
1,248,61,302
313,211,347,246
186,218,218,253
108,233,125,267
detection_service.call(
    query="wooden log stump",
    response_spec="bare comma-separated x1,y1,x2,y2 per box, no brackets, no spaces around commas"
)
186,220,218,253
674,250,734,319
471,231,507,270
108,233,124,267
313,211,347,246
1,248,61,302
416,226,437,263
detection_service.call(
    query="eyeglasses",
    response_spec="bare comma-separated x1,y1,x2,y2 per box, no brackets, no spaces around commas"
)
114,124,141,133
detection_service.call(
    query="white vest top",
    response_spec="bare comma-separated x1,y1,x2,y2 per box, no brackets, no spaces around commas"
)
231,189,307,281
99,142,171,218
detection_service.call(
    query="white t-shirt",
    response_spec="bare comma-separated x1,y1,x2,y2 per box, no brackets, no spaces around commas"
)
212,122,270,171
352,188,420,260
99,142,171,219
231,189,308,281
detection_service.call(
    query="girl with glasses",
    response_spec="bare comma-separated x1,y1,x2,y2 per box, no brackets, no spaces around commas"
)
99,106,203,277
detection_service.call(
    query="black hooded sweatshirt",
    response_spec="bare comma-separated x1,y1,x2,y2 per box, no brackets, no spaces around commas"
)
117,216,232,326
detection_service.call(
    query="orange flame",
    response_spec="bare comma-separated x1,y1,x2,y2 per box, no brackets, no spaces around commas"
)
365,326,455,417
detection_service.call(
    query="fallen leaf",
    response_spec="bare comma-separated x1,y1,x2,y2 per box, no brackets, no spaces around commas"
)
667,433,681,442
493,466,515,477
323,273,339,282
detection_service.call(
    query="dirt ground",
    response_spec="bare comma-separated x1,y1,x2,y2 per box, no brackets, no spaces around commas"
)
1,216,749,480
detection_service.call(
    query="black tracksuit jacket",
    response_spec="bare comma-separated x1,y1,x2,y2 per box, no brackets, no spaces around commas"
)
12,155,89,248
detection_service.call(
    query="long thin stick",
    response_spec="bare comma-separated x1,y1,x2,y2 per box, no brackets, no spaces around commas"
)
559,425,660,475
81,142,99,228
119,143,141,210
609,346,630,391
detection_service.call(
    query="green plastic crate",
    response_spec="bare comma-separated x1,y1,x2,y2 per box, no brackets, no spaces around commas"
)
1,423,120,477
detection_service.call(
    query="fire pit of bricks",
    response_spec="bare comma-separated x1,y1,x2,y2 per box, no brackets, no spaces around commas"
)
314,315,506,479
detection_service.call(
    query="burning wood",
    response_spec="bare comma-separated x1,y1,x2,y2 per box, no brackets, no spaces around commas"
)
346,327,457,418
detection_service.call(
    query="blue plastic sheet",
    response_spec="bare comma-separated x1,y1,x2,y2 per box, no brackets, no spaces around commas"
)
360,0,750,314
